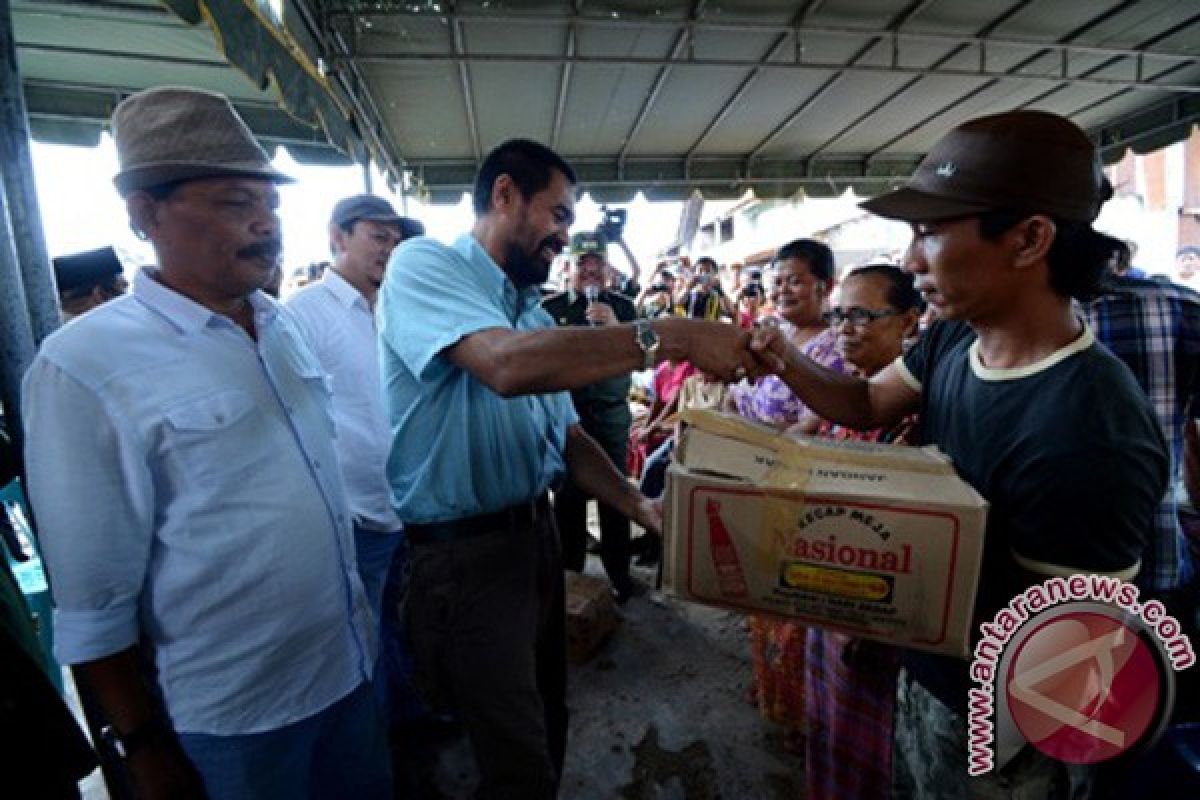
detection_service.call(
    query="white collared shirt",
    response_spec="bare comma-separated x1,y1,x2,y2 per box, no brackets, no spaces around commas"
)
23,268,375,735
286,269,402,531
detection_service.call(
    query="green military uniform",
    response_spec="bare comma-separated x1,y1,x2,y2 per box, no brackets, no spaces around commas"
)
541,285,639,599
541,289,638,440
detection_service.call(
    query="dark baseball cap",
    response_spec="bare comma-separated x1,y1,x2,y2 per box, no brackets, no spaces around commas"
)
860,111,1113,224
570,231,608,258
53,246,124,292
330,194,425,239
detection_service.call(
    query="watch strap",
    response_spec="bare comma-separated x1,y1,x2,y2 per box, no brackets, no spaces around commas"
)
633,319,659,370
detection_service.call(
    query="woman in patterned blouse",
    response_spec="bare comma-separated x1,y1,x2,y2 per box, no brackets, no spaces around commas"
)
727,239,845,755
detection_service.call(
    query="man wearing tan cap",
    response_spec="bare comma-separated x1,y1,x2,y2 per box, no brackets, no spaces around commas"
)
23,87,388,799
749,111,1168,795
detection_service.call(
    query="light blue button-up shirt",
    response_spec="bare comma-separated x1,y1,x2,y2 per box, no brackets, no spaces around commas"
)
378,234,578,524
23,269,374,735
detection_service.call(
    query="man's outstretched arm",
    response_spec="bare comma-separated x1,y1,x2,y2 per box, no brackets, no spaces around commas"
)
447,317,760,397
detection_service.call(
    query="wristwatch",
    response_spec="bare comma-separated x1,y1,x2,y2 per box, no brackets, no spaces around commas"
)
101,717,170,760
633,319,660,370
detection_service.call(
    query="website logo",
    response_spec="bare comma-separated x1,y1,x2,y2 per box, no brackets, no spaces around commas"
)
967,575,1194,774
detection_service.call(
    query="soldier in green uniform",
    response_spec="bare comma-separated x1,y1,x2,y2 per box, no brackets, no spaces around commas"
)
542,232,640,601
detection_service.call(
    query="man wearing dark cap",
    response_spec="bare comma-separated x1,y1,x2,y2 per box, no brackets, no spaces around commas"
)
23,87,388,799
749,111,1168,796
542,231,640,601
286,193,423,734
52,246,128,321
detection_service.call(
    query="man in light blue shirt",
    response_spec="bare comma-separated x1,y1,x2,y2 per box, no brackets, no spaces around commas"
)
379,138,758,798
23,88,390,799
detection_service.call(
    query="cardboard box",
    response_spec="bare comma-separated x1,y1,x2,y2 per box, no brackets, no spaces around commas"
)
664,410,988,658
564,571,620,664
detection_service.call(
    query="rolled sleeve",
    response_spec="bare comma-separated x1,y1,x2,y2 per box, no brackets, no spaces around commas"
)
52,605,141,664
22,357,154,664
379,239,512,383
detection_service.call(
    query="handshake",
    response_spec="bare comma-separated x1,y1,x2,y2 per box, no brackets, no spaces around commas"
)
659,317,791,384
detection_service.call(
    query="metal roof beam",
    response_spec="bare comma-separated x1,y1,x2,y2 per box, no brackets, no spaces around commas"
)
550,3,581,150
616,0,706,169
341,55,1198,96
296,1,406,185
17,41,229,69
684,0,829,160
447,2,481,165
14,0,170,17
863,0,1161,160
335,7,1197,67
1020,10,1200,117
810,0,1041,162
744,0,961,163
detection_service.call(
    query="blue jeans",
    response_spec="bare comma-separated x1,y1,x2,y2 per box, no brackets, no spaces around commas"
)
354,525,404,633
178,681,391,799
355,523,425,730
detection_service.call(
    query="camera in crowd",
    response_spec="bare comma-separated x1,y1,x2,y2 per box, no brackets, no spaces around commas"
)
596,205,627,242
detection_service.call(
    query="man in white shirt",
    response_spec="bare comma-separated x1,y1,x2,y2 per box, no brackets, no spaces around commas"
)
23,87,388,799
286,194,424,725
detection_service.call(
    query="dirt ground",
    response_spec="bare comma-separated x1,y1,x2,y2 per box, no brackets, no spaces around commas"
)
429,541,806,800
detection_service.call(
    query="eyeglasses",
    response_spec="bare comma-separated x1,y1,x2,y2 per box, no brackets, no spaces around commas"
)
822,307,899,327
770,274,815,290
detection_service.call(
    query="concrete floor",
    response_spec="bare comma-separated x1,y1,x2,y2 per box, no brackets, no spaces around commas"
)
426,552,804,799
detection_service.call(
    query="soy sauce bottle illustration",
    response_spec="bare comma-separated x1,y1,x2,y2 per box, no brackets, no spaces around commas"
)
706,498,748,598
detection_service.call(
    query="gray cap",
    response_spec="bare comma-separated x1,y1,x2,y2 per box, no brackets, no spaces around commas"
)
331,194,425,239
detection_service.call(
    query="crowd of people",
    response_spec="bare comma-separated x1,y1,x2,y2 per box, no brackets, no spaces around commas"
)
10,82,1200,800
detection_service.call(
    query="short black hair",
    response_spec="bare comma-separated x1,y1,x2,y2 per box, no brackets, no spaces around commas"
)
772,239,834,284
843,264,923,313
473,139,577,214
694,256,719,272
977,210,1118,301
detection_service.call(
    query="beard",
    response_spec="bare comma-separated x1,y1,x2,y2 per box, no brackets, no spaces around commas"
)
504,234,562,288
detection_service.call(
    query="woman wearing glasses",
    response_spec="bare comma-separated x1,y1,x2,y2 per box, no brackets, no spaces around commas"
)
727,239,847,756
805,263,923,800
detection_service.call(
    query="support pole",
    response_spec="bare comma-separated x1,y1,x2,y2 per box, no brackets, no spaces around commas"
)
0,0,62,347
0,179,36,448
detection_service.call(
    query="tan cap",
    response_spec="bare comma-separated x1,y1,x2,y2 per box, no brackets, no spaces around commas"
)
112,86,292,196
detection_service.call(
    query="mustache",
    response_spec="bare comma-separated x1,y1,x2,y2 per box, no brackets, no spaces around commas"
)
540,235,566,255
237,240,283,260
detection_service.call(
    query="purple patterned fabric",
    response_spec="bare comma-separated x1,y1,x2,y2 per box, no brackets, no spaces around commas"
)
731,323,846,426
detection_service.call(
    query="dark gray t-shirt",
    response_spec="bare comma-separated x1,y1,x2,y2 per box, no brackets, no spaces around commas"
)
899,319,1168,713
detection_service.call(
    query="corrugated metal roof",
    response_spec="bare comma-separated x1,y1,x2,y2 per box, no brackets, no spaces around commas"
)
13,0,1200,202
330,0,1200,201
